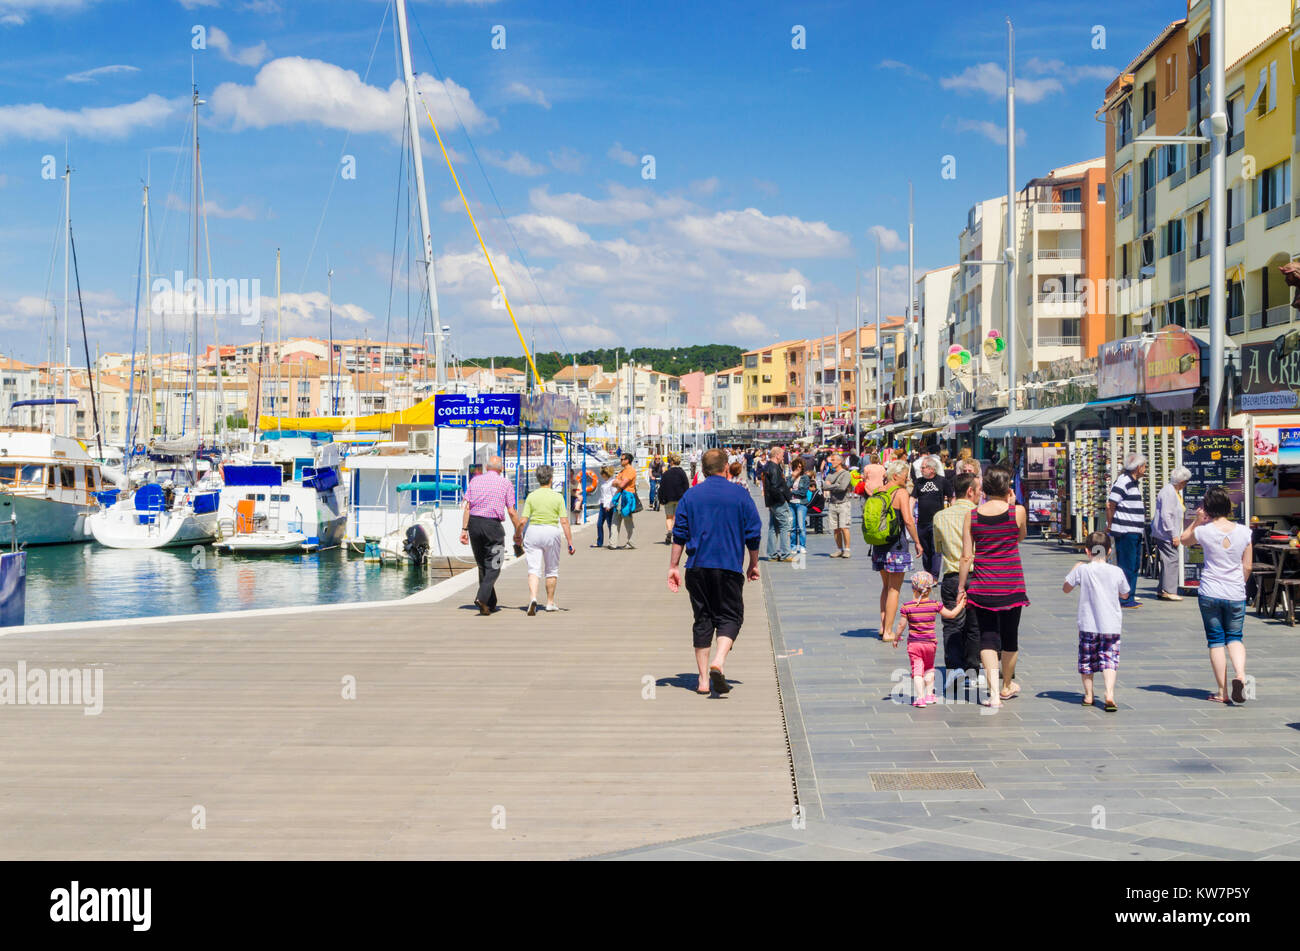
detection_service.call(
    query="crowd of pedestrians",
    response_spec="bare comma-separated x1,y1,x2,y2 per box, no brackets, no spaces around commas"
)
457,437,1257,712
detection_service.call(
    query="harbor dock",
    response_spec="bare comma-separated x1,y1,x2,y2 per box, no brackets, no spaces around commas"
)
0,528,792,859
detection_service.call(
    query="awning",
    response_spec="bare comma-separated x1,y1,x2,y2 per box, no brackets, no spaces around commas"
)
1145,387,1198,411
1087,396,1138,409
981,408,1049,440
981,403,1098,440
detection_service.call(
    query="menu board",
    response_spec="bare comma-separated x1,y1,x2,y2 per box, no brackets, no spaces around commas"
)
1181,429,1244,588
1181,429,1246,518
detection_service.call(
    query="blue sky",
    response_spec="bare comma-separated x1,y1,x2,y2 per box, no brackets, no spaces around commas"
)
0,0,1181,366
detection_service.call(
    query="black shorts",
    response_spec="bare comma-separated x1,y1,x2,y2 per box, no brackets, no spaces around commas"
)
684,567,745,649
972,605,1021,653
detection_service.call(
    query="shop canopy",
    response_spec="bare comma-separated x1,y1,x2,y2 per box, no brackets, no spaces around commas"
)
981,403,1099,440
941,408,1006,439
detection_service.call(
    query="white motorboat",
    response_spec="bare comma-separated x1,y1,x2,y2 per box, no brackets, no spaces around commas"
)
0,429,105,546
214,438,347,554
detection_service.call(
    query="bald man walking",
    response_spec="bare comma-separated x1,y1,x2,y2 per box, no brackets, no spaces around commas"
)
460,455,520,616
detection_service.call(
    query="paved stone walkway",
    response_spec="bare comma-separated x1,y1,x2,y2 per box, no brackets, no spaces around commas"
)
604,504,1300,860
0,520,791,859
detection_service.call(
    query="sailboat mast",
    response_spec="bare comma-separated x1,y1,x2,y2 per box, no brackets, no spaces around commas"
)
190,84,202,479
62,160,71,437
275,249,282,434
394,0,445,391
144,184,153,445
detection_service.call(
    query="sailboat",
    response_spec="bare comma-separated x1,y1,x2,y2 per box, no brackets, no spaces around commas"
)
87,86,220,549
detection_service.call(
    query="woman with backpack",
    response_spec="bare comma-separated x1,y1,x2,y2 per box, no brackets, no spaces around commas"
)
867,460,922,643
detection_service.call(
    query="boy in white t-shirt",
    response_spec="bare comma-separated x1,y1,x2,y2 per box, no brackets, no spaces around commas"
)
1062,531,1131,712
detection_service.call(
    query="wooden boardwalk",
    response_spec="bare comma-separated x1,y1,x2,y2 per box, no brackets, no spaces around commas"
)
0,524,792,859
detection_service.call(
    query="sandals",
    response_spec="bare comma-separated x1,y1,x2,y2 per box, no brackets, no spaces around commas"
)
999,684,1021,701
1081,695,1093,706
1207,694,1233,704
708,666,731,695
1104,698,1117,713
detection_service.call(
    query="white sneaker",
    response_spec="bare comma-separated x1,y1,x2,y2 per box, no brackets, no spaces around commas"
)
545,602,558,612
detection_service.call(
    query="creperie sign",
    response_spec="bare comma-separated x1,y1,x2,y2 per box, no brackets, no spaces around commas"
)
1242,341,1300,396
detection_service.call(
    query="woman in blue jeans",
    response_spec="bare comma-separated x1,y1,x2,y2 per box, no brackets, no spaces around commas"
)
1179,486,1251,704
788,457,812,553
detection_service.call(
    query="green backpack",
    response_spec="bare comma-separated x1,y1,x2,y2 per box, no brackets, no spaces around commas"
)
861,485,902,547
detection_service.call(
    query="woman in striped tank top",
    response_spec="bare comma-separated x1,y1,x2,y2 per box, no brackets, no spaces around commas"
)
957,465,1029,708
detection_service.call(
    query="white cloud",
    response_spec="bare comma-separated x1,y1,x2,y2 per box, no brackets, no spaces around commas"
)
879,59,930,82
164,191,258,220
689,177,719,196
0,93,180,141
753,179,778,197
1023,57,1118,83
607,141,638,167
0,0,96,25
529,184,694,225
210,57,494,135
726,312,769,340
547,146,585,174
480,149,546,176
507,214,593,251
868,225,906,253
671,208,851,258
503,81,549,109
950,118,1027,147
207,25,269,67
64,63,139,83
941,63,1062,104
178,0,220,8
263,291,373,335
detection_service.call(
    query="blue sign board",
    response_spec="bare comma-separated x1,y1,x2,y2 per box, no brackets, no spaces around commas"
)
1279,427,1300,466
433,393,521,428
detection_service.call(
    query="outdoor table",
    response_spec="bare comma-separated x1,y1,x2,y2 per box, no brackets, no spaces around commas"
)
1255,543,1300,621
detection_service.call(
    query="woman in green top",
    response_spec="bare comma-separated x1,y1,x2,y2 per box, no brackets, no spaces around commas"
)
514,464,575,615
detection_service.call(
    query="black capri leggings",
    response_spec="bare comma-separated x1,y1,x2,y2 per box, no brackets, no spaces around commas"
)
972,605,1022,653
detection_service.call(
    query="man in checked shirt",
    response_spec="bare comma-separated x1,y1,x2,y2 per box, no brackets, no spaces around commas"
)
459,456,522,615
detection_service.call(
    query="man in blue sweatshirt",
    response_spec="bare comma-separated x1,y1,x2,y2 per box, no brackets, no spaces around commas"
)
667,448,762,696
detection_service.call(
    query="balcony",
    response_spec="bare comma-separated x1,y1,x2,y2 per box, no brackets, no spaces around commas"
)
1190,240,1208,261
1191,152,1209,177
1118,200,1133,220
1035,202,1082,215
1228,314,1245,335
1229,132,1244,155
1169,252,1186,292
1168,167,1186,189
1266,204,1293,230
1227,223,1245,245
1036,335,1082,348
1138,111,1157,134
1252,305,1293,329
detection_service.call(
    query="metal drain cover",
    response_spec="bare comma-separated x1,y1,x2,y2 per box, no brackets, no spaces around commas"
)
870,770,984,791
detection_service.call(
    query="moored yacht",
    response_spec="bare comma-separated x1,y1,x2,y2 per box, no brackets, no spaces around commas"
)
0,430,104,546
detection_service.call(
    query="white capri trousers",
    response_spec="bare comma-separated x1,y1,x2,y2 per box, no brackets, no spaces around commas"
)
523,524,564,578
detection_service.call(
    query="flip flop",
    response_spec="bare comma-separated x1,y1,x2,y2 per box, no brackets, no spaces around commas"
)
695,688,711,696
1231,679,1246,704
1207,694,1233,704
708,666,731,695
1000,685,1021,701
1081,696,1093,706
1104,699,1117,713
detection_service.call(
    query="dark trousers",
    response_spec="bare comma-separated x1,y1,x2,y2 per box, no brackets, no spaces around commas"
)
685,566,745,649
919,523,941,578
941,572,979,673
595,506,614,546
468,515,505,609
1114,532,1141,605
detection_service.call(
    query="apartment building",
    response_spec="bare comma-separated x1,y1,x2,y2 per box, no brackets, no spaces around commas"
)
738,339,804,428
1102,0,1295,349
712,365,744,430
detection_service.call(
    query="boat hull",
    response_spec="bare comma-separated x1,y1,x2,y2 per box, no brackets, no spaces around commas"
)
0,495,94,546
88,510,217,549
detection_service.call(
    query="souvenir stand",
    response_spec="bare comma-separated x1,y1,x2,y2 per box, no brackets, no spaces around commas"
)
1069,429,1111,541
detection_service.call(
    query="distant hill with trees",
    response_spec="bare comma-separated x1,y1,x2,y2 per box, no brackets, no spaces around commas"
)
464,345,745,379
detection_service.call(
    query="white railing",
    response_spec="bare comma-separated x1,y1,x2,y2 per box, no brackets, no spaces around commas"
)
1036,202,1083,215
1037,248,1081,260
1036,335,1082,347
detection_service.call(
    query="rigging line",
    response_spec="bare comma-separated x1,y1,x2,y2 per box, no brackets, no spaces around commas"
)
408,10,568,358
126,194,146,463
383,104,408,364
68,227,103,458
417,93,541,387
297,0,392,293
39,184,64,370
152,107,193,305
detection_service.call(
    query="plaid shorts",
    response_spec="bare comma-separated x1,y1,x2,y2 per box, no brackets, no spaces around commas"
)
1077,631,1121,674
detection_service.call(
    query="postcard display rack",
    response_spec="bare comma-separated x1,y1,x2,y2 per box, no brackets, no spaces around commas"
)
1022,442,1068,535
1069,430,1111,541
1112,427,1181,537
